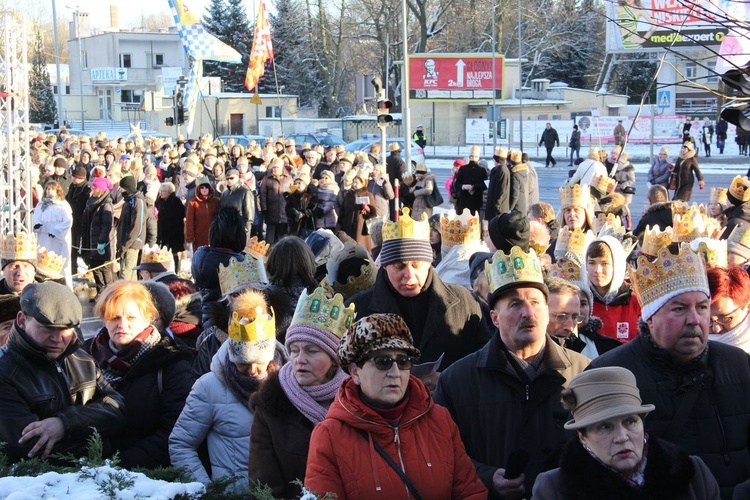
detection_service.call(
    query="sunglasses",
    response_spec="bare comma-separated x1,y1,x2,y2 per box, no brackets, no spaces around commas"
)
368,355,415,371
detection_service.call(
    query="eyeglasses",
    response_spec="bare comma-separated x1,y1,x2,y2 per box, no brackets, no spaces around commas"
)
552,313,584,325
710,306,744,327
368,355,415,371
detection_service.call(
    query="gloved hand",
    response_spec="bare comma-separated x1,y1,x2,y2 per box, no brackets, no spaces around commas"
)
97,243,106,255
33,223,42,230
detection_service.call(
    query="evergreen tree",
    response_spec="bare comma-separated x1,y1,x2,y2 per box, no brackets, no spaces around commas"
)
222,0,252,92
201,0,233,89
29,31,57,124
611,55,657,105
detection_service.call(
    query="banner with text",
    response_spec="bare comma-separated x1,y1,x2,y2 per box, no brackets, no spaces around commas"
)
410,54,504,100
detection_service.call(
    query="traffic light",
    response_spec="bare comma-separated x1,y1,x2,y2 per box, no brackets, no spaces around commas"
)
371,77,392,127
165,116,174,127
175,90,185,125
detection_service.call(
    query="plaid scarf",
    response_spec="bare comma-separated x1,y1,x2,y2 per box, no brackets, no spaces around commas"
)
91,326,160,387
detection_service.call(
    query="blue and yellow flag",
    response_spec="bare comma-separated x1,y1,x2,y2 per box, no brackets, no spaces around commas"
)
167,0,242,63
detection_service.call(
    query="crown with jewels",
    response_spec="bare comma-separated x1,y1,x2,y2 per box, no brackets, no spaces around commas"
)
219,255,268,297
1,232,37,262
548,259,584,282
325,242,377,299
485,246,545,296
593,213,623,235
140,244,172,265
729,175,750,203
591,172,616,196
710,187,728,205
630,244,708,313
290,287,356,339
559,182,591,209
382,207,430,241
245,236,270,260
672,204,710,243
36,247,65,279
641,225,674,257
228,306,276,343
440,209,481,249
728,223,750,250
554,226,594,268
690,238,727,268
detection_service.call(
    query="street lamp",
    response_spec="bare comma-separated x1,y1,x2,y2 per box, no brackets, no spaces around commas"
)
51,0,65,127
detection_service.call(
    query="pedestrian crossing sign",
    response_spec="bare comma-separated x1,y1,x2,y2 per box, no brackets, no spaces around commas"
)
657,90,670,109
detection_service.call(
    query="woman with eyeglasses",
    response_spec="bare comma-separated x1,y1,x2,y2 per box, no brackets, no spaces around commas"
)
707,266,750,353
305,313,486,499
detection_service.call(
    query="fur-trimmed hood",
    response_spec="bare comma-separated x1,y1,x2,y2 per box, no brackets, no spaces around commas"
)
641,201,673,217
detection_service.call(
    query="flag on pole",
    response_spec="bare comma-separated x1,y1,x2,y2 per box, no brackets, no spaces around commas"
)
167,0,242,63
182,60,202,136
245,0,274,91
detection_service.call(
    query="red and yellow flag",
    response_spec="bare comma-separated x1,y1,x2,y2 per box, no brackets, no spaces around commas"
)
245,0,274,92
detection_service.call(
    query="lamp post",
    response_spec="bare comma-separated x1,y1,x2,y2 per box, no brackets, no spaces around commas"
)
400,0,411,172
68,6,85,131
517,0,523,152
51,0,65,127
491,0,497,149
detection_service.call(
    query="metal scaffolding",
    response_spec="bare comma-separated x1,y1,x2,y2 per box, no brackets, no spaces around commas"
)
0,13,32,237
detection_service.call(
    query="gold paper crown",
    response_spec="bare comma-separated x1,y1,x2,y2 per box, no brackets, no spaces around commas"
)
593,213,622,235
591,172,616,196
440,209,481,249
36,247,65,278
554,226,594,267
485,246,545,295
672,204,710,243
730,175,750,203
228,307,276,343
641,225,674,257
1,232,37,261
559,182,591,209
141,244,172,264
690,238,727,268
630,244,708,311
290,287,356,339
710,187,728,205
219,256,268,297
548,259,583,282
728,223,750,250
245,236,270,260
382,207,430,241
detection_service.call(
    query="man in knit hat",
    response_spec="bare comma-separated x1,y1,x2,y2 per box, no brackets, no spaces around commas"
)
434,246,589,499
347,207,490,373
116,175,157,280
590,244,750,498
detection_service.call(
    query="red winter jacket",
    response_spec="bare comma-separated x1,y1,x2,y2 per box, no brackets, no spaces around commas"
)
305,375,487,500
591,286,641,343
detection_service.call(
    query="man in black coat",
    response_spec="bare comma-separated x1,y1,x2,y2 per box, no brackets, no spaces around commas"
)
385,143,406,219
485,147,510,224
65,167,91,277
716,116,728,154
538,122,560,168
454,145,488,216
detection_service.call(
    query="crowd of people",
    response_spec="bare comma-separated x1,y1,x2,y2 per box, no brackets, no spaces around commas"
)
1,127,750,499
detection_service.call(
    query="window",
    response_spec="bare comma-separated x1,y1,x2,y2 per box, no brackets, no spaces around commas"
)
119,54,132,68
685,62,697,80
120,89,143,103
154,54,164,66
265,106,282,118
81,51,87,70
65,85,70,94
705,58,719,83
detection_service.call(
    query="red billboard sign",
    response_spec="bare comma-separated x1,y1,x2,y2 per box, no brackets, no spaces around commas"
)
409,54,503,100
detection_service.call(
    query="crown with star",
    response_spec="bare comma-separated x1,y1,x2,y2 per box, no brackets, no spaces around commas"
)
140,244,172,265
672,204,711,243
245,236,270,261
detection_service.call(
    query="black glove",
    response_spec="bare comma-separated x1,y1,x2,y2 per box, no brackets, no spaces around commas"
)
33,223,42,230
48,233,55,239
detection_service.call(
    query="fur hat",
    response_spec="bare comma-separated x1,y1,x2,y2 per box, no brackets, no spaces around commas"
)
563,367,654,430
487,211,530,253
338,313,420,366
0,295,20,323
227,289,277,365
142,281,176,328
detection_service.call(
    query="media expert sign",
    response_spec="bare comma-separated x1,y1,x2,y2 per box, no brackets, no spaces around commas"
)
409,54,503,99
606,0,727,52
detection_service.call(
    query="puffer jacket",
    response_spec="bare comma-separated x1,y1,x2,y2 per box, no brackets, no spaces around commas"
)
633,201,674,238
313,183,338,229
614,161,636,205
260,173,293,224
82,192,115,263
169,342,254,489
0,323,126,462
305,375,487,499
648,156,673,188
590,326,750,499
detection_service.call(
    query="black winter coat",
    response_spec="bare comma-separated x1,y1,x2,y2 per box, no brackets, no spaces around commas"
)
191,246,242,328
65,182,90,237
155,192,186,252
590,325,750,499
673,154,703,202
82,193,115,263
633,201,674,238
722,202,750,239
454,161,488,215
485,161,510,221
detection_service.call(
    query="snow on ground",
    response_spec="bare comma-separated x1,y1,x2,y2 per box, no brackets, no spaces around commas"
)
0,465,204,499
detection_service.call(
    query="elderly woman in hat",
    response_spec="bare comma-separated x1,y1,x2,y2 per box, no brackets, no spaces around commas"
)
304,313,486,499
533,367,719,499
410,163,436,220
249,288,351,498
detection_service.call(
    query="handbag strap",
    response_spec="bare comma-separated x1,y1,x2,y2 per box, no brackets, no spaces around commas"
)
358,429,423,500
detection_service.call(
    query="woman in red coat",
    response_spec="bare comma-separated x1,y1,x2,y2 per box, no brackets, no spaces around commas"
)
185,177,219,252
305,313,486,500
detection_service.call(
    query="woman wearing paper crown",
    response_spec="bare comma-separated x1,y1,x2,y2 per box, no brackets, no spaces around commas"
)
249,287,352,498
304,313,487,499
170,289,286,492
33,180,73,285
87,281,194,469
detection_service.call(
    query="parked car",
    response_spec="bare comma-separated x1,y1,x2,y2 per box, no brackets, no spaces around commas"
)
217,134,266,149
287,133,346,155
344,138,425,167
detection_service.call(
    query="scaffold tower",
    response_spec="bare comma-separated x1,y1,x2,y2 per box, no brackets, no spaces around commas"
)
0,13,32,237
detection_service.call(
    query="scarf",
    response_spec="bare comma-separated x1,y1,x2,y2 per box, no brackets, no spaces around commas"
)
40,195,56,211
278,362,348,425
708,311,750,353
222,350,262,410
584,433,650,487
678,148,696,161
90,326,160,387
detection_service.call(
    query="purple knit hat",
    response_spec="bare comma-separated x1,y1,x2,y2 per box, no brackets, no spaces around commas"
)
285,324,340,363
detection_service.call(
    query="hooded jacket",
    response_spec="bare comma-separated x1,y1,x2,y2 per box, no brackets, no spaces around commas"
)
589,235,641,342
305,375,486,499
117,190,157,254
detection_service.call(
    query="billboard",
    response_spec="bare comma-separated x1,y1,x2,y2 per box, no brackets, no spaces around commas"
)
409,54,503,100
606,0,728,52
